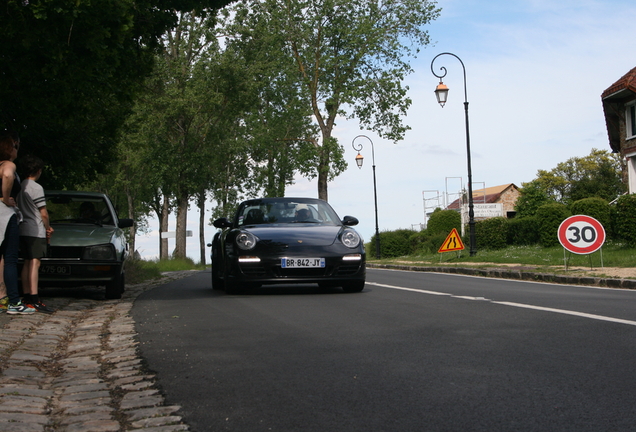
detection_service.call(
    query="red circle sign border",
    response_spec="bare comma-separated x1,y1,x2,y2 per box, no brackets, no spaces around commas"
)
558,215,606,254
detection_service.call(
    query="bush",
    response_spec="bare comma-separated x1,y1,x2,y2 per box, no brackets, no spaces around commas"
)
506,216,540,245
569,197,611,231
614,194,636,247
475,217,508,250
535,203,571,247
427,209,461,236
370,229,413,258
423,232,453,254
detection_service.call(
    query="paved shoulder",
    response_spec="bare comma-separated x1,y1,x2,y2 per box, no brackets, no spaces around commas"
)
0,270,198,432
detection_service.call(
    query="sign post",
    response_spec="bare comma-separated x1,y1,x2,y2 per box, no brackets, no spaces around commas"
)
557,215,606,269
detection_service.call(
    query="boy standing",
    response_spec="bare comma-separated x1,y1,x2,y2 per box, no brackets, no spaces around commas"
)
17,155,54,313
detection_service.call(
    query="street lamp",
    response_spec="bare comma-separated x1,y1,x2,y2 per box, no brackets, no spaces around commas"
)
431,52,477,256
352,135,381,259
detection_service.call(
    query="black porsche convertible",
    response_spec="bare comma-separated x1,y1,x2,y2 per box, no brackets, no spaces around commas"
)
209,197,366,294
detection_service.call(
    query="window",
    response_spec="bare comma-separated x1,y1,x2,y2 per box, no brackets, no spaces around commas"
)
628,103,636,139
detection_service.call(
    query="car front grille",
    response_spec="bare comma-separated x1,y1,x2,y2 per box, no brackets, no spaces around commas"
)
239,263,267,277
238,260,362,279
47,246,83,259
335,263,362,276
276,267,329,277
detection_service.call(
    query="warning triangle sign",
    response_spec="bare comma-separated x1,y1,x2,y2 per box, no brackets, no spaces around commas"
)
438,228,465,253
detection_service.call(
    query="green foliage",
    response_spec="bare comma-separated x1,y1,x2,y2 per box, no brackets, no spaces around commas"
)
506,216,540,246
531,149,626,205
426,209,461,236
125,256,205,284
569,197,611,232
614,194,636,247
124,259,163,284
475,217,508,250
515,180,553,217
1,0,234,189
402,230,447,255
369,229,413,258
426,232,454,254
535,203,571,247
226,0,440,199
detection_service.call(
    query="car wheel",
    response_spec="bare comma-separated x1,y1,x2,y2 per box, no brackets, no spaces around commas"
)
211,238,224,291
342,280,365,293
105,272,124,299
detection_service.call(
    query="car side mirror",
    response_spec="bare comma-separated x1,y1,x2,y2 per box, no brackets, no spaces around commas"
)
213,217,233,229
118,218,134,229
342,216,359,226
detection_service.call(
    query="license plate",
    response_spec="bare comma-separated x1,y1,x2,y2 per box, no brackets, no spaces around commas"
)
40,265,71,275
281,258,325,268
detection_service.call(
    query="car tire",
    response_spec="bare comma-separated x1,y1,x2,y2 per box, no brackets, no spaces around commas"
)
211,237,224,291
105,272,124,299
342,280,365,293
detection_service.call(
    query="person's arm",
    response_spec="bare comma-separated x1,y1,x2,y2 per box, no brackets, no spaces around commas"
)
39,207,53,237
1,162,16,207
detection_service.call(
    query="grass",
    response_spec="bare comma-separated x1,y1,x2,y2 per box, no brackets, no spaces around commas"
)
367,241,636,271
125,257,207,284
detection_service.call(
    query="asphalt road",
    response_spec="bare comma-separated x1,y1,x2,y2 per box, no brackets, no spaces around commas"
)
131,269,636,432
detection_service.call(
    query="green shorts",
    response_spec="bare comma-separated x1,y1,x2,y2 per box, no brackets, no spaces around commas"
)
20,236,48,260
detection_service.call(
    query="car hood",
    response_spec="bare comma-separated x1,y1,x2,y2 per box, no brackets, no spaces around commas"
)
246,224,345,246
49,224,119,247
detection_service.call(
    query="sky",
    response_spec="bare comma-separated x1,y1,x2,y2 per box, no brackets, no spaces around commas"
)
134,0,636,261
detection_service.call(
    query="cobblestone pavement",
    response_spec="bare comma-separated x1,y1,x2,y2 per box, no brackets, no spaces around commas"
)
0,271,198,432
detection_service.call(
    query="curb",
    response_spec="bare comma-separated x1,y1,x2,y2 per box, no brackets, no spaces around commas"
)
368,264,636,290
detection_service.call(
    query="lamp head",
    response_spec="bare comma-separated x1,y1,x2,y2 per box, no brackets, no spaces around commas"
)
434,81,449,107
355,152,364,169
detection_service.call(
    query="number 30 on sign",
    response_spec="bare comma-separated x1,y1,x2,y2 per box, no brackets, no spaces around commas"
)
557,215,606,255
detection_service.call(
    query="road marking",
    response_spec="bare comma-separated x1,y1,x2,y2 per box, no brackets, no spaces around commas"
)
493,301,636,326
366,282,636,327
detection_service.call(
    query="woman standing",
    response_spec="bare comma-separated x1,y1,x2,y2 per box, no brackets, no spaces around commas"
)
0,131,34,314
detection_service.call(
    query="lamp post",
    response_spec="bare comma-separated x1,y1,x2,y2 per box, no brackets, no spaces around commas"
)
431,52,477,256
352,135,381,259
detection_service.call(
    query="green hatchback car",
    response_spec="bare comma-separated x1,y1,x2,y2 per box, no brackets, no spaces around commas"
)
37,191,133,299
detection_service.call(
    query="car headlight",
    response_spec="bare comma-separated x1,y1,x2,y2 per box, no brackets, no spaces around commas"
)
83,244,116,260
341,229,361,248
236,231,258,250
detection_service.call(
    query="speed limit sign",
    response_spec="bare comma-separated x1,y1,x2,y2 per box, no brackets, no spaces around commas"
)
558,215,606,254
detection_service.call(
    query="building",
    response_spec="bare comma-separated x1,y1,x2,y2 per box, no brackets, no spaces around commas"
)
446,183,520,219
602,66,636,192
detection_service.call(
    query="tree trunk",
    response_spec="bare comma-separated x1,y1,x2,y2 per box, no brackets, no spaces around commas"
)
126,188,136,259
317,129,333,202
173,195,188,258
198,190,206,266
160,194,170,260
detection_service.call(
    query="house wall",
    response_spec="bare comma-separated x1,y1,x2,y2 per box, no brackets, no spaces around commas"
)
620,96,636,193
498,187,520,214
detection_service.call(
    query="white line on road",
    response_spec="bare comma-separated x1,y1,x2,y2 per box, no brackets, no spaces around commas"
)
366,282,636,327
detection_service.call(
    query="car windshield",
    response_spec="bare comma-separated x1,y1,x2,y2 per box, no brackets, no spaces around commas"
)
237,199,341,226
46,195,115,226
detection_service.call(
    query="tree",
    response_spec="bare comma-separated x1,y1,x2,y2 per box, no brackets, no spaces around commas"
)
107,10,254,261
532,149,626,205
515,179,553,218
1,0,234,190
227,0,440,200
221,25,318,198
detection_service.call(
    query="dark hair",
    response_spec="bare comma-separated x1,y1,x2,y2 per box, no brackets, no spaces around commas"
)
21,154,45,177
0,131,19,161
